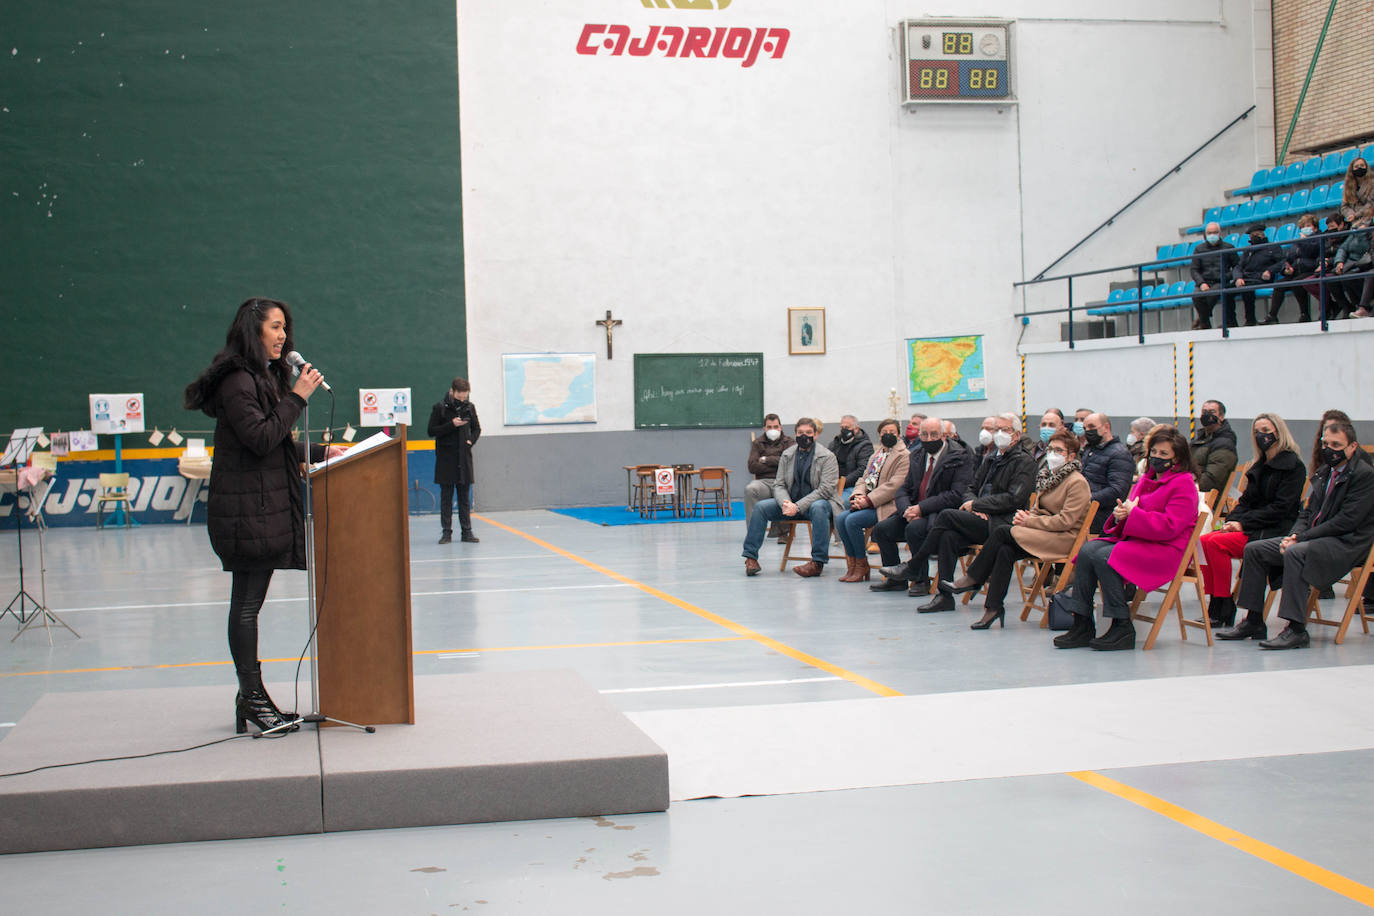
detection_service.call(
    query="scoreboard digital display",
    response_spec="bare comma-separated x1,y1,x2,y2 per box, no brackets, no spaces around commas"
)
901,19,1013,105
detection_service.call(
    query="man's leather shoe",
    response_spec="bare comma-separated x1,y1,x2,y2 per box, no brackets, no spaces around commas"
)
438,533,452,544
461,533,480,543
1259,624,1310,650
870,578,907,592
878,562,913,580
744,558,761,577
916,593,955,613
907,579,930,597
766,522,782,538
1216,615,1266,640
793,560,825,578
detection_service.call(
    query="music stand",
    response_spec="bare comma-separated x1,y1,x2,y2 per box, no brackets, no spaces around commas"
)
12,466,78,644
1,429,46,628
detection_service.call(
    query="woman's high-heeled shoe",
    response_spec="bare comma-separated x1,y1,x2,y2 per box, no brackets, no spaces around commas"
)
235,665,299,735
970,608,1005,630
939,575,981,596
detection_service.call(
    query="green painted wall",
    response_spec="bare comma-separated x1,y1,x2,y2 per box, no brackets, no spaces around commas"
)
1,2,465,438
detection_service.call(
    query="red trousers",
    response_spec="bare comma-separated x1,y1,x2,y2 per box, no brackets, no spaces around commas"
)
1198,529,1250,596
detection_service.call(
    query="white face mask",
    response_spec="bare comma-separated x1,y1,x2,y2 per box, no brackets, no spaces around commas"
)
1205,233,1220,244
1126,433,1137,446
1045,452,1067,472
978,428,994,446
1299,226,1315,237
993,430,1013,450
765,428,781,441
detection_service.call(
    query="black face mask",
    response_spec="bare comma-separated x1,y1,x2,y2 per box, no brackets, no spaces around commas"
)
1322,445,1347,468
1355,167,1369,178
1254,431,1277,452
1200,412,1218,427
880,432,899,448
1148,456,1172,476
840,430,855,442
1083,429,1103,448
795,434,814,450
921,438,943,456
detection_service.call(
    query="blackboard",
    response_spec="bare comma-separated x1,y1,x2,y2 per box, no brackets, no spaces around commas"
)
634,353,764,429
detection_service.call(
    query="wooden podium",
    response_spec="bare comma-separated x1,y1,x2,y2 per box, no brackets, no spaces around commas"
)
310,425,415,725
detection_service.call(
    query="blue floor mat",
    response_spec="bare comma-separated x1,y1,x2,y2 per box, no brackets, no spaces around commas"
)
551,502,744,526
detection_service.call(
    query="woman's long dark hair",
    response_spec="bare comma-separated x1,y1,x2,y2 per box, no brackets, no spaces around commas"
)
184,298,295,410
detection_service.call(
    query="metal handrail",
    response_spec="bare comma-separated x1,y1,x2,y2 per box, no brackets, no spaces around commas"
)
1031,104,1257,281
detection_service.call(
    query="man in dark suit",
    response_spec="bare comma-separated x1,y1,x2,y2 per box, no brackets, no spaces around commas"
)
869,416,976,596
427,377,482,544
1222,419,1374,648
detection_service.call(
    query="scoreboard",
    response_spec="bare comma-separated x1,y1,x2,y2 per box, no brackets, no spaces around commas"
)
901,19,1013,105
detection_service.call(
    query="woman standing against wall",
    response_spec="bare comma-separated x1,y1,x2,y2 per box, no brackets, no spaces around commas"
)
184,298,340,734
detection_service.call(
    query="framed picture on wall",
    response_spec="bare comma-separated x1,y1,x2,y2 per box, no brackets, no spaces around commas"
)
788,308,826,355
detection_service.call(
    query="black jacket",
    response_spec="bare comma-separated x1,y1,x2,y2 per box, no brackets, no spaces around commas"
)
830,428,874,490
196,359,321,572
1190,239,1238,287
1191,419,1238,495
1228,449,1305,540
898,439,976,517
961,437,1037,527
1284,234,1323,276
1234,244,1286,285
428,396,481,486
1080,437,1134,529
1288,456,1374,589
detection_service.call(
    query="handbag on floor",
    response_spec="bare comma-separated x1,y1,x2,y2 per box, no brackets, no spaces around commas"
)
1047,589,1077,631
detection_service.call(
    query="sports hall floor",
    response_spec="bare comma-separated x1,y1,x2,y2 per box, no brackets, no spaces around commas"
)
2,510,1373,914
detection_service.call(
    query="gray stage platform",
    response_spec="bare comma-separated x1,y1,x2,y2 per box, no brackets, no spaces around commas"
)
0,670,669,855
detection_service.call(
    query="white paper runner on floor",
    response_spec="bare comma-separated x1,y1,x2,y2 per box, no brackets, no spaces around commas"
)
627,666,1374,801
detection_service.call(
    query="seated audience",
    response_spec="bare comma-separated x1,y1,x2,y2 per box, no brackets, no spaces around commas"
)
1276,213,1320,323
745,413,794,527
1232,223,1285,326
830,415,873,501
972,415,998,462
835,419,910,583
1190,221,1239,329
1080,413,1134,532
881,413,1036,610
1198,413,1305,628
1054,425,1200,651
1072,408,1091,446
869,417,975,595
903,413,927,447
942,419,962,445
941,430,1091,630
1329,216,1372,319
1126,417,1155,466
1341,156,1374,225
1033,408,1065,463
1190,399,1238,495
741,418,843,578
1221,418,1374,648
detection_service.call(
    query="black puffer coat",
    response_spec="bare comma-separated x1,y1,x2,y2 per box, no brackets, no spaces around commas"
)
829,428,873,490
1227,449,1305,540
195,358,318,572
429,396,481,486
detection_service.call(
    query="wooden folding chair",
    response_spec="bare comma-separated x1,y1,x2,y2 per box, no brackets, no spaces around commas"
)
1216,460,1250,520
1019,501,1099,628
95,472,134,529
778,516,848,571
1281,541,1374,644
1128,511,1212,649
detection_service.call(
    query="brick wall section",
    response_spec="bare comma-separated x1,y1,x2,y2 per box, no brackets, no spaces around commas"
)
1272,0,1374,161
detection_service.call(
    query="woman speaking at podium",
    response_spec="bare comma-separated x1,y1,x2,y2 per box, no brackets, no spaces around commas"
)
184,297,341,734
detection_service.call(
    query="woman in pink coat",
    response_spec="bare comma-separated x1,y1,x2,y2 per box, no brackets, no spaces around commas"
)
1054,426,1200,651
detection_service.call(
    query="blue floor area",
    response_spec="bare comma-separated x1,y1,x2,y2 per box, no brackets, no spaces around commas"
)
551,501,744,526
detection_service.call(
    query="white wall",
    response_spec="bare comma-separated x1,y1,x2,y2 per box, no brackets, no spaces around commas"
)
456,0,1269,433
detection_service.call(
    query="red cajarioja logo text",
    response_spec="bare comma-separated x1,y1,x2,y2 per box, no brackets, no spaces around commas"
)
577,25,789,67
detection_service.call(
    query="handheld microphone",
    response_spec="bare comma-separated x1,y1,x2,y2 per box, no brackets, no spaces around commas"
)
285,350,332,391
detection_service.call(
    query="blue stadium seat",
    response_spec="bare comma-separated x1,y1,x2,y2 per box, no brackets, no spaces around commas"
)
1275,222,1297,242
1319,152,1344,178
1261,166,1285,190
1308,184,1329,211
1362,143,1374,163
1120,286,1139,301
1270,192,1291,215
1299,156,1322,183
1264,226,1276,242
1252,196,1274,221
1320,217,1327,231
1239,168,1268,196
1280,162,1304,186
1226,233,1243,248
1170,241,1191,266
1330,179,1345,205
1286,188,1309,215
1335,149,1357,176
1106,288,1125,304
1232,200,1255,226
1218,204,1240,226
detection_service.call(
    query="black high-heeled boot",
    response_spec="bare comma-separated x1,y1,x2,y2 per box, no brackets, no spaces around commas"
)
235,664,297,735
1207,595,1236,628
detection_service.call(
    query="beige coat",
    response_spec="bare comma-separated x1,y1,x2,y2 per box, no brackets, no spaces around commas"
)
1009,471,1092,559
851,445,911,522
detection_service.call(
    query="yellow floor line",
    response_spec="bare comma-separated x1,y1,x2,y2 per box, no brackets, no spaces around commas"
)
1069,770,1374,907
0,637,749,679
473,513,902,697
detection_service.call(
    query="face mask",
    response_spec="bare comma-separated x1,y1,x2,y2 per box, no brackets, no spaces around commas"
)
840,429,855,442
795,434,814,450
1072,422,1085,436
880,432,899,449
1045,452,1066,472
1126,433,1137,446
1148,456,1172,476
1254,431,1277,452
993,430,1013,450
978,429,994,446
1084,429,1102,448
1300,226,1315,237
1200,411,1218,427
1039,426,1054,443
921,438,943,456
1322,445,1347,468
1355,167,1369,178
904,425,918,442
765,428,780,442
1205,233,1220,244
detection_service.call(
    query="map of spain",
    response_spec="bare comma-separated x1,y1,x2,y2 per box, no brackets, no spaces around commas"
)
907,335,986,403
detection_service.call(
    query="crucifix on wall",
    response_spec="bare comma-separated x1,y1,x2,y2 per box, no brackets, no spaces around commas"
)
595,310,623,359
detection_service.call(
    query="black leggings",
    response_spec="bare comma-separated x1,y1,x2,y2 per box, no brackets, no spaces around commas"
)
228,569,274,676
